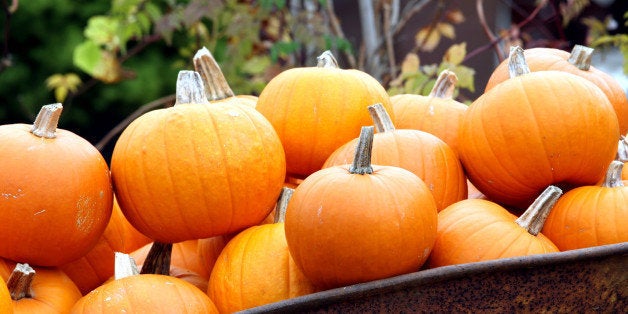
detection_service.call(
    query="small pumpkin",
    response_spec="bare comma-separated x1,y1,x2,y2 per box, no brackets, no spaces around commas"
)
427,186,562,268
285,126,438,290
256,50,393,179
542,161,628,250
208,187,317,312
111,70,286,242
1,262,82,313
485,45,628,133
60,197,151,295
0,103,113,266
390,69,468,154
323,103,467,211
458,46,620,210
70,253,218,313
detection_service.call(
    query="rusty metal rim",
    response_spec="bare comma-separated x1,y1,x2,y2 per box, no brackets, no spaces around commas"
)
240,242,628,313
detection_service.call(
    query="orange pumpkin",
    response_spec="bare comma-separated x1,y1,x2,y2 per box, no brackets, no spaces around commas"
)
70,253,218,313
0,278,10,314
458,46,619,210
0,103,113,266
196,235,231,277
542,161,628,250
285,126,438,290
1,261,82,313
60,197,151,294
208,187,317,312
390,70,468,154
323,103,467,211
485,45,628,134
428,186,561,268
111,70,286,242
256,50,393,179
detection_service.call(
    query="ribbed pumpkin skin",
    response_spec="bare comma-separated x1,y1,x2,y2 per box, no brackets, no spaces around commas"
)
256,67,393,178
427,199,559,268
323,129,467,211
0,260,82,313
0,124,113,266
208,222,317,313
0,279,10,314
70,274,218,314
60,198,151,294
390,94,467,154
542,185,628,250
284,165,438,290
485,47,628,134
459,71,619,210
111,102,286,242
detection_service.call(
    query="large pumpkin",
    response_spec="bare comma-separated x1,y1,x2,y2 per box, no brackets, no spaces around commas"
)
485,45,627,134
324,103,467,211
285,126,438,290
111,70,286,242
256,50,393,178
542,161,628,250
70,253,218,313
208,187,317,312
390,69,468,154
427,186,561,268
458,46,619,210
0,104,113,266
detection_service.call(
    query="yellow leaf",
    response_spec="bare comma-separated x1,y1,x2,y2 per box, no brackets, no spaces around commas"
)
416,27,440,52
443,42,467,66
55,87,69,103
446,9,465,24
437,23,455,39
45,74,65,89
401,53,420,74
92,51,122,83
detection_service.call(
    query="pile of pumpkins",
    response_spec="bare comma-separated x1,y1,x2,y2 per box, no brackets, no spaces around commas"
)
0,44,625,313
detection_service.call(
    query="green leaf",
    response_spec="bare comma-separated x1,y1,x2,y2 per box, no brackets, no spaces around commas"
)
84,16,119,47
241,56,271,75
73,41,103,76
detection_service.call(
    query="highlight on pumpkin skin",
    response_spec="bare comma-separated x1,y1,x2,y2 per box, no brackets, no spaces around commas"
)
427,186,562,268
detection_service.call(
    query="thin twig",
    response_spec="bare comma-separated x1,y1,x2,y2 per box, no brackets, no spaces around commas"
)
476,0,505,62
383,1,396,81
95,94,176,152
326,0,356,68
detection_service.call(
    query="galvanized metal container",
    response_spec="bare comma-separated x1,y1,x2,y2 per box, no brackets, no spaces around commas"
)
241,242,627,313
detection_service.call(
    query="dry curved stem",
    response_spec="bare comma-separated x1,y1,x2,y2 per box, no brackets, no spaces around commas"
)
602,161,624,188
316,50,339,68
508,46,530,79
273,187,295,224
95,94,175,152
617,135,628,162
350,126,375,175
515,185,562,236
114,252,140,280
368,103,396,133
429,70,458,99
175,70,210,105
31,103,63,139
568,44,594,71
140,242,173,275
7,263,34,300
193,47,235,101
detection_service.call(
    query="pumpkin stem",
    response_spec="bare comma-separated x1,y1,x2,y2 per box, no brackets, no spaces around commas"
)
568,45,594,71
140,241,173,275
617,135,628,162
508,46,530,79
316,50,339,69
429,70,458,99
602,161,624,188
368,103,396,132
31,103,63,139
175,70,210,105
7,263,35,300
515,185,562,236
349,126,375,175
114,252,140,280
273,187,295,224
193,47,235,101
